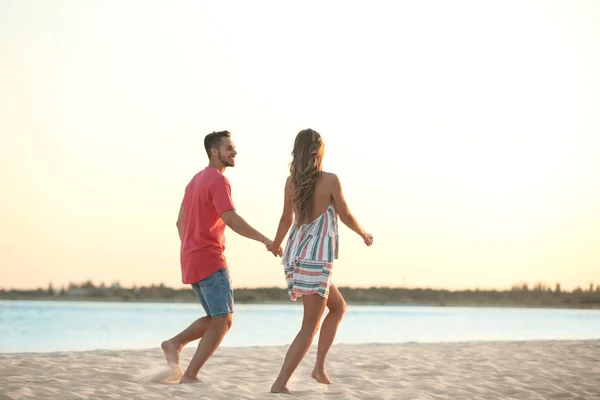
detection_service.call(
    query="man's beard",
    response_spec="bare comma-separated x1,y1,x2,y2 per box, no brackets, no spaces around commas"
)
219,152,234,167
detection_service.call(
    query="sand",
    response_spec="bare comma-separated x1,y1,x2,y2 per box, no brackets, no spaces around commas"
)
1,340,599,399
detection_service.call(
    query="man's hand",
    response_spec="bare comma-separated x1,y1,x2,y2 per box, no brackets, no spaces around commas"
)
265,241,283,257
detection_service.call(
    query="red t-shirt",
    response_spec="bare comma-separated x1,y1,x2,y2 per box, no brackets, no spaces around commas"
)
180,167,235,284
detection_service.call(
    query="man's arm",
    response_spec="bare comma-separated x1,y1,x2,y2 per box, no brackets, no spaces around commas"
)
176,203,184,240
220,210,271,245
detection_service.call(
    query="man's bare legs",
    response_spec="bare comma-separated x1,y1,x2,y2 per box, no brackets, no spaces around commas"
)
312,285,346,384
162,316,212,374
271,294,327,394
180,313,232,383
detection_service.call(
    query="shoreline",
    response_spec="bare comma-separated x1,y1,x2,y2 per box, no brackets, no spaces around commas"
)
2,297,599,310
1,340,598,399
3,338,599,355
3,282,599,309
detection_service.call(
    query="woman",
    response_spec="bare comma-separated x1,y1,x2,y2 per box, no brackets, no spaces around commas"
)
268,129,373,394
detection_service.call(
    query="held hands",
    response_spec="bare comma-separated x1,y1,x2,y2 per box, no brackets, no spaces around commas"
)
362,232,374,246
263,239,283,257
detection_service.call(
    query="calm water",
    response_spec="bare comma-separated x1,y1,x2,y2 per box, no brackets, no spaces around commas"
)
1,301,599,353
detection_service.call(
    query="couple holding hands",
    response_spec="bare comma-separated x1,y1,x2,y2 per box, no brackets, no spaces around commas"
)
161,129,373,394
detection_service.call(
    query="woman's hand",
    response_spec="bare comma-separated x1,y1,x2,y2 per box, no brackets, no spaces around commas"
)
266,242,283,257
362,233,374,246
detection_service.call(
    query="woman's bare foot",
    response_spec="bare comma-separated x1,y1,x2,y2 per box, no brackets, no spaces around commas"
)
270,383,292,394
311,369,332,384
179,375,202,384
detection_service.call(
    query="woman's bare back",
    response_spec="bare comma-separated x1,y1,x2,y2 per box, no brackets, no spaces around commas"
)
305,172,336,223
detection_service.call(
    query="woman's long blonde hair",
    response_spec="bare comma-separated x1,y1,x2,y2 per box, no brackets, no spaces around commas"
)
289,129,325,225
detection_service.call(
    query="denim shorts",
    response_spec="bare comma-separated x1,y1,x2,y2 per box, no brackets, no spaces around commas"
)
191,268,234,318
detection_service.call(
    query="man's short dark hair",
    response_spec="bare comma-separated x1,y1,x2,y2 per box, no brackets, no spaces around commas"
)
204,131,231,158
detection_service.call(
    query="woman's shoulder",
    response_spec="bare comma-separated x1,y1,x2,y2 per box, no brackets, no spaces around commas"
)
320,171,340,183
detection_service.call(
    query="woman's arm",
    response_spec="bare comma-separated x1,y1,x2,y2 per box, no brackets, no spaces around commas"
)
272,176,295,253
330,173,370,243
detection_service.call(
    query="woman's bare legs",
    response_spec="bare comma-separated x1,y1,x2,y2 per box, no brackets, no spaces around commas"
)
270,294,327,393
312,285,346,384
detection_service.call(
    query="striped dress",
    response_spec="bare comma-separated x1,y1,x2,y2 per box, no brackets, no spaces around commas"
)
282,203,339,300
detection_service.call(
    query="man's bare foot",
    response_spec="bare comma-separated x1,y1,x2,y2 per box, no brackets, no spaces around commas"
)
311,369,332,384
270,384,292,394
179,375,202,384
161,340,180,366
161,340,183,379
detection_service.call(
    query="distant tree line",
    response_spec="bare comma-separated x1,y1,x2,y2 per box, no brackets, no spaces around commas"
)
1,281,599,308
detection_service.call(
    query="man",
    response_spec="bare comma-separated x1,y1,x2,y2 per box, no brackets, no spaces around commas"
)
161,130,278,383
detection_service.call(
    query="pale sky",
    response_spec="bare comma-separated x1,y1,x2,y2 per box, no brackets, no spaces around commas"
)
1,0,599,291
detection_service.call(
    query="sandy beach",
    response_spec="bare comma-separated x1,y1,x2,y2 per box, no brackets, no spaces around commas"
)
1,340,598,399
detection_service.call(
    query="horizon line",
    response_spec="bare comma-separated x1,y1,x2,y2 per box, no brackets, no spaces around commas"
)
3,280,599,293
